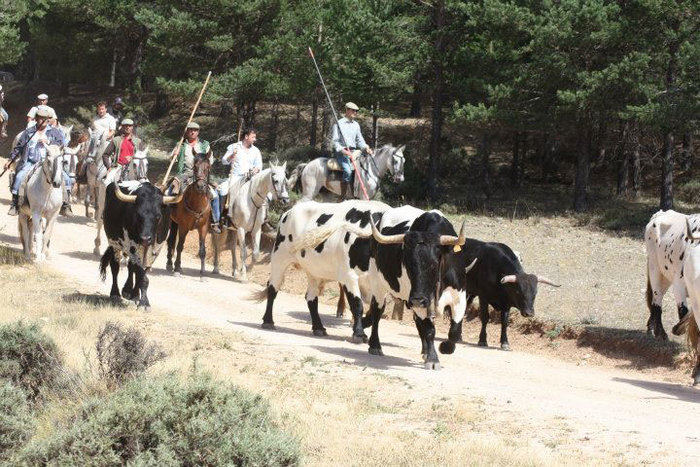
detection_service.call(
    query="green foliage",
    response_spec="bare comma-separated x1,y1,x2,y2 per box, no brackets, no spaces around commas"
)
0,322,63,400
21,374,300,465
0,383,34,461
677,180,700,204
96,321,166,385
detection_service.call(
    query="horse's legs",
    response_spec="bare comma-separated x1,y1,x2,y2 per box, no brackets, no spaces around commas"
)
229,228,238,277
174,225,186,275
197,225,207,279
42,213,58,260
166,220,177,272
235,226,247,281
18,214,30,259
211,232,221,274
251,221,263,265
32,212,43,262
93,186,103,255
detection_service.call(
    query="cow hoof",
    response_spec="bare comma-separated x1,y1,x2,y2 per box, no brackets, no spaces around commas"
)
313,328,328,337
439,341,456,354
349,335,364,344
212,268,220,275
656,333,669,342
110,296,121,305
137,304,151,312
166,263,173,272
424,361,441,371
369,347,384,356
477,341,487,347
500,343,511,351
261,322,276,330
362,334,368,343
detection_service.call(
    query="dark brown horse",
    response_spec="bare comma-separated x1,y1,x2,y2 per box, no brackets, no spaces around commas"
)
166,153,211,279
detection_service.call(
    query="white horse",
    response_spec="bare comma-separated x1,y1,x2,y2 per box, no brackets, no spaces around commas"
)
212,161,289,281
92,144,149,256
17,145,65,262
287,144,406,201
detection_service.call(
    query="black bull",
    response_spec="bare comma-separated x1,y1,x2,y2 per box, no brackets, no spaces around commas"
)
99,182,180,310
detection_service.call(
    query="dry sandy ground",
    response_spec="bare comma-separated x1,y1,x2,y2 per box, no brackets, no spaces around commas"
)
0,183,699,465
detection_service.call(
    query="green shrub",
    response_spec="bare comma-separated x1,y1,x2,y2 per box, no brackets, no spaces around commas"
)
0,383,35,461
96,321,166,385
22,374,300,465
0,322,63,399
677,179,700,204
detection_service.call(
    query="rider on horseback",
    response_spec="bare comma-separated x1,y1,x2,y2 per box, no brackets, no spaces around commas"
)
213,127,263,231
27,94,57,128
0,85,8,138
101,119,143,181
330,102,373,199
5,107,65,215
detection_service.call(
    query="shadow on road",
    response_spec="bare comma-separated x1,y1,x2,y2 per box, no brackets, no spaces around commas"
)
227,319,353,344
62,291,127,309
613,377,700,403
64,250,98,262
309,344,420,370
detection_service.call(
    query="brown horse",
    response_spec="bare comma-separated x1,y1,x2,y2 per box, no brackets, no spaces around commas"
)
166,153,212,279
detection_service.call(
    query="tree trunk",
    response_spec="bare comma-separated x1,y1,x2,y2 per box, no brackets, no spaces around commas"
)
480,133,492,197
310,87,319,148
372,104,379,149
511,132,520,187
109,47,117,88
681,131,694,171
427,0,445,200
409,72,422,117
660,131,674,210
321,103,329,149
616,121,630,196
630,122,641,199
270,100,280,151
573,125,592,212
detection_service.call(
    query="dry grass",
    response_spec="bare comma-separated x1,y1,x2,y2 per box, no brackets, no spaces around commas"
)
0,259,629,465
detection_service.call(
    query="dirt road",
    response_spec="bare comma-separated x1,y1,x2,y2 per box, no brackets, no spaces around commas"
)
0,183,698,465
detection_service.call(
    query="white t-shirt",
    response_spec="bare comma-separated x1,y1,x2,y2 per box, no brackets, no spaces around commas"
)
93,113,117,136
222,142,262,177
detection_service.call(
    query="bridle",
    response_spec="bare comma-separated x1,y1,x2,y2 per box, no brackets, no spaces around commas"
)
357,147,405,197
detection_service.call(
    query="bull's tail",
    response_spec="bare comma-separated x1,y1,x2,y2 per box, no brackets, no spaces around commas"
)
291,222,370,253
248,286,269,303
286,163,306,192
99,246,114,281
688,314,699,356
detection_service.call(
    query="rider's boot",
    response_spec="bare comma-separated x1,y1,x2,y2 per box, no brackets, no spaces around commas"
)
8,194,18,216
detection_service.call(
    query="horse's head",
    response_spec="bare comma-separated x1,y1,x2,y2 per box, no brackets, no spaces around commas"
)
269,160,289,204
44,145,64,188
389,145,406,183
193,152,210,193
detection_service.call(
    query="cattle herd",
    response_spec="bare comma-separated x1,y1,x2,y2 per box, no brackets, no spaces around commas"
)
10,141,700,384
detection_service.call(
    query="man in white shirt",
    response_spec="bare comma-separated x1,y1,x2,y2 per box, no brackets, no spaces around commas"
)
26,93,57,128
213,127,263,228
92,100,117,140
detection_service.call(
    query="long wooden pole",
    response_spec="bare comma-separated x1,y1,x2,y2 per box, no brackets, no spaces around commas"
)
161,70,212,186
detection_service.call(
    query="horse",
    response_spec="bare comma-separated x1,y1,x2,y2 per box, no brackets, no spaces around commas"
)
287,144,405,201
125,145,149,182
166,153,212,279
82,128,110,219
211,161,290,281
64,130,90,203
17,145,65,262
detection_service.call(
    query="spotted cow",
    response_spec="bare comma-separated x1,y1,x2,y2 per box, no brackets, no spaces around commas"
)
644,210,700,340
681,220,700,385
253,201,473,369
99,182,181,310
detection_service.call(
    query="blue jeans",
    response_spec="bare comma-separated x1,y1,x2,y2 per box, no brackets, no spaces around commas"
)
335,152,353,182
211,194,221,223
63,170,72,191
12,162,35,195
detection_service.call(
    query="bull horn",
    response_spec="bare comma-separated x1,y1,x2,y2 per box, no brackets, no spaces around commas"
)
114,186,137,203
439,219,468,246
162,192,184,205
500,275,517,284
686,218,700,241
464,257,478,274
370,215,405,244
537,275,561,287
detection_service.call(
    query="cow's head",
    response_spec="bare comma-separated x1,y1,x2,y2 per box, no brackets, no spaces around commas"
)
500,273,560,317
114,184,182,265
370,217,471,318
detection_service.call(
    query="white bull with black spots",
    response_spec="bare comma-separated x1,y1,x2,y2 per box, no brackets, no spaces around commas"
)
644,210,700,340
680,220,700,386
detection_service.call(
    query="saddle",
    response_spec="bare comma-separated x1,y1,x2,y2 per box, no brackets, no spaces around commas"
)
326,150,362,172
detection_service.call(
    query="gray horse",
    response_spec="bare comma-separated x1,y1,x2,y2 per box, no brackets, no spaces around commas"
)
287,144,405,201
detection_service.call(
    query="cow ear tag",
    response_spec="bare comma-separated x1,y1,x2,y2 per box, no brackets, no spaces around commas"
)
453,245,462,253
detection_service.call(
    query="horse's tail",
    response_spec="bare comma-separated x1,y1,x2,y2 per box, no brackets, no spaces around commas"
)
287,163,306,192
687,313,699,356
99,246,115,281
249,284,270,303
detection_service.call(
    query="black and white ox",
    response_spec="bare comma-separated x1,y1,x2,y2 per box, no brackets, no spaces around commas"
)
99,182,182,310
644,210,699,340
680,220,700,386
252,201,473,369
440,239,560,351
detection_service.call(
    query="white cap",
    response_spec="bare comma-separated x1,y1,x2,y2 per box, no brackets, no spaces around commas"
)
35,105,52,118
37,93,48,100
345,102,359,111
